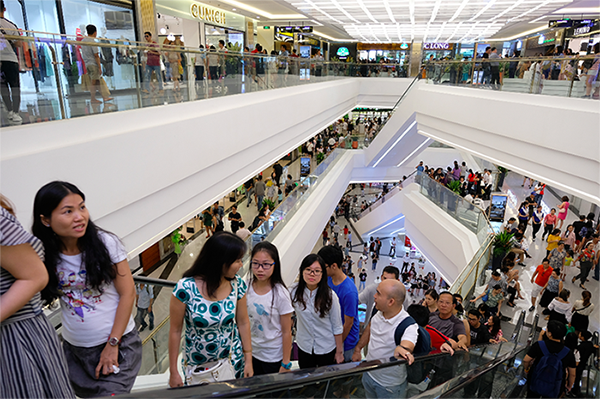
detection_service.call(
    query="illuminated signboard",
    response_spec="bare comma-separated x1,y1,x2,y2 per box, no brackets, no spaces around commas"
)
423,43,452,50
337,47,350,57
548,19,572,28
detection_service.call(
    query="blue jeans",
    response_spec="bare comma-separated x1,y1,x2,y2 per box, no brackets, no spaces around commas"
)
135,307,154,329
362,372,407,399
534,193,543,205
359,281,366,291
145,65,163,90
257,195,264,210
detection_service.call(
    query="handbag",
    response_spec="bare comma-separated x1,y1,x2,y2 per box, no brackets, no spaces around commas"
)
185,357,235,385
184,279,239,385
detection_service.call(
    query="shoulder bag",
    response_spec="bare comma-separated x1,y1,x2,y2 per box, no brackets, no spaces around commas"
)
184,279,239,384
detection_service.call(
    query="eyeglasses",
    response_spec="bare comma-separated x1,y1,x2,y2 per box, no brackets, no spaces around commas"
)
251,261,274,270
304,268,322,276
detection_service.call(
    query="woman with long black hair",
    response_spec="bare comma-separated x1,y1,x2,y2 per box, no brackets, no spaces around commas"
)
168,231,253,387
32,181,141,398
290,254,344,368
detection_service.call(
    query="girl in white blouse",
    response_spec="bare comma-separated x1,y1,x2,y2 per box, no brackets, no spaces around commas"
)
290,254,344,368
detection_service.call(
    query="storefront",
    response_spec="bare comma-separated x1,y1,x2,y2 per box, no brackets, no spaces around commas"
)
3,0,138,119
564,19,600,54
154,0,247,50
421,42,456,60
357,42,411,63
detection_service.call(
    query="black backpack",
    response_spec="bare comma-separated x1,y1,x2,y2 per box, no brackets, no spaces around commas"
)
529,340,570,398
394,316,433,384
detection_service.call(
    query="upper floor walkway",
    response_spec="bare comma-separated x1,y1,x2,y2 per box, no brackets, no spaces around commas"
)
2,60,598,260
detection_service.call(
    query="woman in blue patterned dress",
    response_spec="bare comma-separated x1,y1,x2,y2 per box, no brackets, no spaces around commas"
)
169,231,253,387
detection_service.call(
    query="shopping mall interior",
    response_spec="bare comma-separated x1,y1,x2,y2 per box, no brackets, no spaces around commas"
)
1,0,599,397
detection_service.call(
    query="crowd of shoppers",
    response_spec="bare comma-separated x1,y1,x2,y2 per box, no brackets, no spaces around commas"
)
2,174,598,398
423,43,600,99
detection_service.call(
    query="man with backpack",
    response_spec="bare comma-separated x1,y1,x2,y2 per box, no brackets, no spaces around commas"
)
405,304,454,397
351,279,417,398
523,320,576,398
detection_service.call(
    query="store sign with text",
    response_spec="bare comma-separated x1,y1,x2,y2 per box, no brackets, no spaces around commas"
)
423,43,453,50
155,0,245,31
191,3,226,24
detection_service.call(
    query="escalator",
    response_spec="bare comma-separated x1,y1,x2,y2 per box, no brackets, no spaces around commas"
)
120,341,527,398
117,281,535,399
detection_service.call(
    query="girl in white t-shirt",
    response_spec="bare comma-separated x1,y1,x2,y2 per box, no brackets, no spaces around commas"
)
33,181,141,398
246,242,294,375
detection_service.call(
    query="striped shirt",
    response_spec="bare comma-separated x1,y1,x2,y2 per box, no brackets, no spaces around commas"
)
0,208,45,324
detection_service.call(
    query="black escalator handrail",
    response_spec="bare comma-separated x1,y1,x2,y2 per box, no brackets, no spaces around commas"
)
528,314,539,346
435,345,529,399
133,276,176,288
117,350,455,398
391,74,421,111
511,310,526,342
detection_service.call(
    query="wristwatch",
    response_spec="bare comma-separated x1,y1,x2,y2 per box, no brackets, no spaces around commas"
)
108,336,120,347
281,361,292,370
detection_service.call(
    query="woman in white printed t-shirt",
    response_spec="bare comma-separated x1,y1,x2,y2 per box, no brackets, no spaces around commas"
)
246,242,294,374
33,181,141,398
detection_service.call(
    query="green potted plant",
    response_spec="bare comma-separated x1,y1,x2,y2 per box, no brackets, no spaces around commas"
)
316,152,325,164
447,180,462,195
261,198,276,210
492,231,514,269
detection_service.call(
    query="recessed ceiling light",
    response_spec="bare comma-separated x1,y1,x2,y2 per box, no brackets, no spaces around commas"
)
256,16,260,18
232,8,236,11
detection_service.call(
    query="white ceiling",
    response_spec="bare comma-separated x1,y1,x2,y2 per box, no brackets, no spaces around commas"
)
204,0,600,42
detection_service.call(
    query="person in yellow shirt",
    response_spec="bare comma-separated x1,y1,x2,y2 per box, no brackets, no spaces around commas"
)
546,228,561,257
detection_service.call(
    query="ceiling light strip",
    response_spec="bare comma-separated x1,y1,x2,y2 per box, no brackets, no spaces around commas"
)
331,0,361,24
372,120,417,168
433,21,447,42
368,215,405,236
468,0,496,22
508,0,552,23
384,0,397,23
358,0,380,23
219,0,305,19
449,0,470,22
429,0,443,23
489,0,525,21
396,138,432,168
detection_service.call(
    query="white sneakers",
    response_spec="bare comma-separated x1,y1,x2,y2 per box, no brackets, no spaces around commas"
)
8,111,23,125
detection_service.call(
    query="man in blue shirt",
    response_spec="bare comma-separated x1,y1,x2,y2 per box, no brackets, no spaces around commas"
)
318,245,359,362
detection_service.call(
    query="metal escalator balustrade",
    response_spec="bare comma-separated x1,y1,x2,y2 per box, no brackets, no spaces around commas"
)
117,341,526,398
2,29,408,128
422,55,600,100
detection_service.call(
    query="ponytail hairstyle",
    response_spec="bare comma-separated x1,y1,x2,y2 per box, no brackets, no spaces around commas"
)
558,288,570,302
32,181,116,305
0,194,16,215
582,290,591,307
293,254,332,318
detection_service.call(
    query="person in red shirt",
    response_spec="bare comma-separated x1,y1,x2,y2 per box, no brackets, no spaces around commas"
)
542,208,557,241
529,259,553,311
143,32,163,93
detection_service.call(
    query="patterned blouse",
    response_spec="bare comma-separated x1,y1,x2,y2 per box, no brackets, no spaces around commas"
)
173,275,247,378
